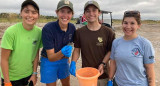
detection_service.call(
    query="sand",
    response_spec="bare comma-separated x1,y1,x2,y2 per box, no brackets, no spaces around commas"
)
0,22,159,86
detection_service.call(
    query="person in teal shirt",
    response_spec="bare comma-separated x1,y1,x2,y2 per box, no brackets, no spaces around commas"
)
0,0,42,86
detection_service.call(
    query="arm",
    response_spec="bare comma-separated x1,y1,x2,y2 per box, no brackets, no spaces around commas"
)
46,45,73,61
46,48,64,62
109,59,116,80
98,51,111,75
33,50,40,74
102,51,111,64
42,26,66,62
69,48,80,76
28,50,40,85
71,48,81,62
1,48,11,83
145,63,155,86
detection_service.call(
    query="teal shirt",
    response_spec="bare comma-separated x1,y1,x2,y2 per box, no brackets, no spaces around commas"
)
1,22,42,80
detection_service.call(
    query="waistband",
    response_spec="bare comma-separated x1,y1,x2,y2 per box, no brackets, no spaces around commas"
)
41,54,47,58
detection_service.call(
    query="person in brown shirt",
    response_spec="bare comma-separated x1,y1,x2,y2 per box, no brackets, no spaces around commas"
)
69,0,115,86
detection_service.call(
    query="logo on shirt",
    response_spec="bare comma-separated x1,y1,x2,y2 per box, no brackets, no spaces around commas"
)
96,37,103,46
132,48,141,56
69,34,72,40
98,37,103,42
33,40,38,45
149,56,154,59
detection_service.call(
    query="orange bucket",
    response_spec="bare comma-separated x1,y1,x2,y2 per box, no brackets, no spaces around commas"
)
76,67,100,86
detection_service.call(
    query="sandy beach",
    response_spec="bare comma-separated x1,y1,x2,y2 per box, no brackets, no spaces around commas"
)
0,22,159,86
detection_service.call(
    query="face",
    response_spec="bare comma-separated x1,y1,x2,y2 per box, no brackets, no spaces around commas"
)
84,5,100,23
56,7,73,26
20,5,39,26
122,17,141,37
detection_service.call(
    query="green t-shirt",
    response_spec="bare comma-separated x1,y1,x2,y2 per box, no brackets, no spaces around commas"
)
0,22,42,80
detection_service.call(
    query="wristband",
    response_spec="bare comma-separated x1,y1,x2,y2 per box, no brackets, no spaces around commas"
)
32,72,38,75
101,62,106,66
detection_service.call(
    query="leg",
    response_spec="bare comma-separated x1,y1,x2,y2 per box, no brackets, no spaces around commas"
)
57,61,70,86
60,76,70,86
40,57,58,84
46,82,56,86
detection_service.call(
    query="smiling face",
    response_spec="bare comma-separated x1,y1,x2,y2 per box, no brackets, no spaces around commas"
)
56,6,73,26
20,5,39,27
84,5,101,23
122,17,141,37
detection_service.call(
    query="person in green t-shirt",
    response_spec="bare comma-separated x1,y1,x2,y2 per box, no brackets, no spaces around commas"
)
0,0,42,86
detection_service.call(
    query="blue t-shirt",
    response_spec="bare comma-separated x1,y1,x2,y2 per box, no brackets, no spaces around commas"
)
110,36,155,86
41,20,76,60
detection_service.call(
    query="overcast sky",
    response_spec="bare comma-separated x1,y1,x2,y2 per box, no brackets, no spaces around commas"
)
0,0,160,20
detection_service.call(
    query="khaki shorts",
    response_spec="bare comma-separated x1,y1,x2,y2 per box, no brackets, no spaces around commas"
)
97,78,109,86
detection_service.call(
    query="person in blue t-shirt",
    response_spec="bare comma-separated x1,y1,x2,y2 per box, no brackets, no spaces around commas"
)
40,0,76,86
107,10,155,86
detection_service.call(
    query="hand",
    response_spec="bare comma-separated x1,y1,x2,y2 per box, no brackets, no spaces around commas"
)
69,61,76,77
61,45,73,57
107,80,113,86
98,64,104,75
4,82,12,86
28,74,37,86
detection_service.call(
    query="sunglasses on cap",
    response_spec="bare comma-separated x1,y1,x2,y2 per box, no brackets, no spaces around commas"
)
124,11,140,15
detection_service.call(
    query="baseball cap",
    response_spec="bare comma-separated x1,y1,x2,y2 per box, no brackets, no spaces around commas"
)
21,0,39,14
57,0,73,12
84,0,100,11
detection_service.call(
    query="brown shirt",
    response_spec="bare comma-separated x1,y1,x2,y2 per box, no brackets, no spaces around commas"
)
74,25,115,79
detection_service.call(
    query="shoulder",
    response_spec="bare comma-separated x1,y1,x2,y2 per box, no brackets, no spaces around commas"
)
69,23,75,28
74,26,87,36
34,25,42,32
43,21,56,30
101,25,114,34
76,25,87,32
68,23,76,31
4,23,20,34
138,36,150,42
114,37,122,42
112,37,123,45
137,36,152,46
42,22,57,34
100,25,115,39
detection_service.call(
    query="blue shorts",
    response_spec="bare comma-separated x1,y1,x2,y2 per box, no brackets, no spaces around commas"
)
40,57,70,84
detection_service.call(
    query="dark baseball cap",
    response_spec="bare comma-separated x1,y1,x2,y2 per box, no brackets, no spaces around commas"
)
84,0,100,11
21,0,39,14
57,0,73,12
